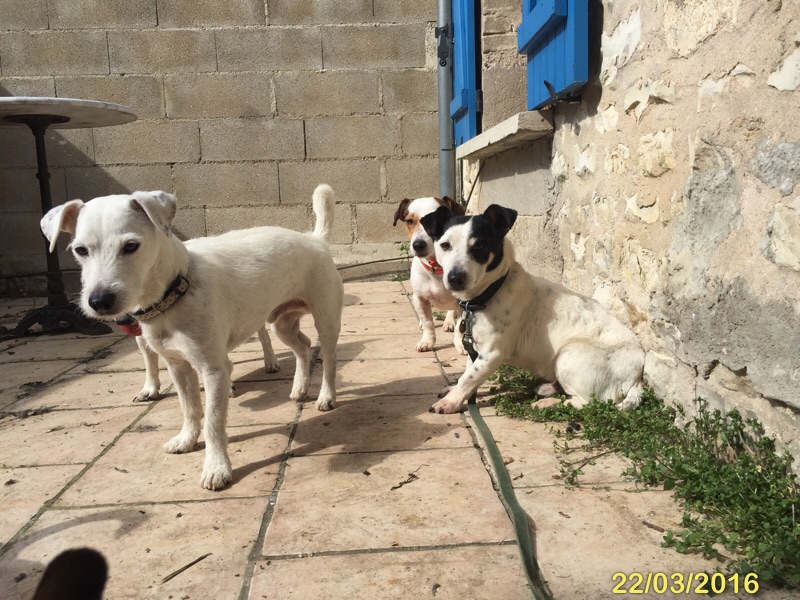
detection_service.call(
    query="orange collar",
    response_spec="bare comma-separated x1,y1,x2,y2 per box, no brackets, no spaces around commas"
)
420,257,444,275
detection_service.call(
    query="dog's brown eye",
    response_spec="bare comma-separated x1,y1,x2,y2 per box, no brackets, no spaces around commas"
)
440,242,452,251
123,241,140,254
473,240,485,251
74,246,88,257
406,219,414,225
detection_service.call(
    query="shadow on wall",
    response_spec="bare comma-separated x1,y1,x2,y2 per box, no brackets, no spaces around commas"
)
0,86,191,297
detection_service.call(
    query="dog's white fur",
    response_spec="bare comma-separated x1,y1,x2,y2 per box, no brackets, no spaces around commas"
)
132,323,279,402
424,205,644,414
393,197,466,354
41,185,343,490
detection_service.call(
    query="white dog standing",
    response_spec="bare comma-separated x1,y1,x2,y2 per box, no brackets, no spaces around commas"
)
41,185,343,490
420,203,645,414
393,196,466,354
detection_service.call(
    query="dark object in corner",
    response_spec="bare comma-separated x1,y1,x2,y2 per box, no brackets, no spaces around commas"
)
32,548,108,600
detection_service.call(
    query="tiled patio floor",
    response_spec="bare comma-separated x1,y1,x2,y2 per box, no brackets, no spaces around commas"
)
0,282,792,599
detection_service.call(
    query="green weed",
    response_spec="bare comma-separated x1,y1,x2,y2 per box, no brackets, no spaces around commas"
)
388,241,411,282
488,366,800,588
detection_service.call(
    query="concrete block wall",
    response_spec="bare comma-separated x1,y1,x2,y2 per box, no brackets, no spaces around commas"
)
0,0,438,293
467,0,800,467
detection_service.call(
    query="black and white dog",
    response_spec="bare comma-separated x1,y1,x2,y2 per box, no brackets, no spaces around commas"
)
420,204,645,414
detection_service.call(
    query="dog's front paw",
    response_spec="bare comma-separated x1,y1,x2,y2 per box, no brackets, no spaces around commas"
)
163,432,198,454
290,382,310,402
264,360,280,374
531,397,562,410
428,396,465,414
442,319,456,332
201,458,232,491
133,386,159,402
416,338,435,352
315,395,335,411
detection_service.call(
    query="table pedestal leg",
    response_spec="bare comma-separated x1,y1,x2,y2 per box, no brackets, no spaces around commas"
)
7,116,111,337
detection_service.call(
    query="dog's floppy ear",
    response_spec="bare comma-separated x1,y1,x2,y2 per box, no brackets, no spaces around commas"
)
393,198,412,226
483,204,517,236
441,196,466,217
131,191,177,233
40,200,85,253
420,205,452,241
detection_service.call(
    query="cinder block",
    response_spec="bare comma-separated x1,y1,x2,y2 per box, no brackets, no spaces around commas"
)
205,205,308,236
385,157,439,199
482,33,518,54
0,167,66,212
328,203,354,244
172,207,206,240
278,159,382,204
373,0,437,22
355,202,406,242
94,121,200,165
165,74,272,118
174,162,279,207
274,71,379,117
0,77,55,97
0,127,88,168
0,212,50,275
216,28,323,72
158,0,264,27
109,30,216,74
400,113,438,156
46,129,95,168
267,0,373,25
2,0,48,30
65,165,173,200
322,24,426,70
0,32,109,76
49,0,157,29
200,118,305,162
382,70,437,113
305,115,399,159
481,66,527,130
55,75,164,119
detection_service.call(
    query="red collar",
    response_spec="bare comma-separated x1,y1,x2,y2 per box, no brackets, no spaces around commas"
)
420,258,444,275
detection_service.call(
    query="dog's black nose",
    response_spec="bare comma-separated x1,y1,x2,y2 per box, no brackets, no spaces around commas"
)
88,290,117,314
447,269,467,290
412,239,428,254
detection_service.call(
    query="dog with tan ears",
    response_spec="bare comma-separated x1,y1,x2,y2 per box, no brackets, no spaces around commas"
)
420,203,645,414
41,185,343,490
393,196,467,354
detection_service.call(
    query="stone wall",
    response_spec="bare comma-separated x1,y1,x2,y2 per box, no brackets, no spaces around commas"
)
468,0,800,464
0,0,438,292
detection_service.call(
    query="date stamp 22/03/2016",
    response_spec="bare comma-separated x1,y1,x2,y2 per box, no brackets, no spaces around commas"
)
612,572,759,595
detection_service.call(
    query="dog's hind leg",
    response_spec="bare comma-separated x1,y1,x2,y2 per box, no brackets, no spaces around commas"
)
314,315,340,412
273,312,312,402
200,364,234,490
133,336,161,402
163,357,203,454
258,325,280,373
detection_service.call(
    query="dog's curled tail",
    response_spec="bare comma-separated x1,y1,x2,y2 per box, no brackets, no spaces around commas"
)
311,184,335,240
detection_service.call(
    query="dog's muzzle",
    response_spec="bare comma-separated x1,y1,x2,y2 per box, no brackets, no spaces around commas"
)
447,269,468,291
411,239,428,255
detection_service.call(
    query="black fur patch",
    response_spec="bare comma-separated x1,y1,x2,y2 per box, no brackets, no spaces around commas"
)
466,215,507,271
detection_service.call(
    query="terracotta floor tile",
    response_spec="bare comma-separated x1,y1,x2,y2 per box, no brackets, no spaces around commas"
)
339,315,418,336
0,407,144,467
0,360,76,396
340,300,412,319
336,332,447,361
291,394,472,456
0,465,83,545
137,381,300,430
11,370,160,411
231,350,297,383
343,289,410,306
0,335,117,364
262,448,514,554
516,486,736,600
0,498,266,600
249,545,532,600
57,426,289,505
335,357,446,398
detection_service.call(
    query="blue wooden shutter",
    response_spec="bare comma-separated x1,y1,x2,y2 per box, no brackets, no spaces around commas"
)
518,0,588,110
450,0,479,145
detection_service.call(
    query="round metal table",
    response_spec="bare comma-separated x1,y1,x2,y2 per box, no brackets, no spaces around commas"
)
0,97,137,336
